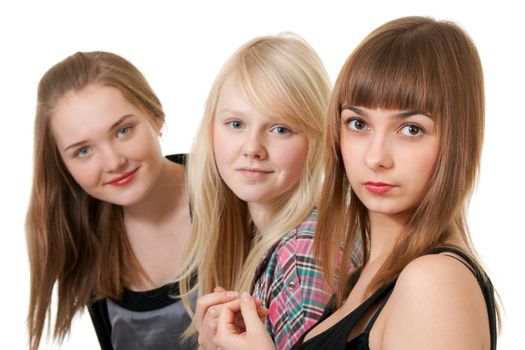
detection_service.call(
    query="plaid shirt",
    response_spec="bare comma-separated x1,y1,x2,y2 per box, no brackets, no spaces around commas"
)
251,209,330,350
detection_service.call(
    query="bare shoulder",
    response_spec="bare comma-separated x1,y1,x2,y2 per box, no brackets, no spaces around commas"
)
379,254,490,349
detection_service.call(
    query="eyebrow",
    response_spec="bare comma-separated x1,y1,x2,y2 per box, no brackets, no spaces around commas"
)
217,108,249,118
63,114,135,152
341,106,431,119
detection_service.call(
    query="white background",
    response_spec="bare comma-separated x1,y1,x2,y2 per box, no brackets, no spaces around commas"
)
1,1,522,348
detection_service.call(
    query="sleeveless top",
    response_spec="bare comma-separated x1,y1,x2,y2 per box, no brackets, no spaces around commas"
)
291,246,497,350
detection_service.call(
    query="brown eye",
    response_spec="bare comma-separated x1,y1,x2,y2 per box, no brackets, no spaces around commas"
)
348,118,367,131
401,124,423,137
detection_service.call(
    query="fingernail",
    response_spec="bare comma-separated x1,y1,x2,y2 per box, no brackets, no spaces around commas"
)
226,291,238,298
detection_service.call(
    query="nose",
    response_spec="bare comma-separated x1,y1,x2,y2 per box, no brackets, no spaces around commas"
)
243,132,268,160
101,145,127,172
364,134,393,170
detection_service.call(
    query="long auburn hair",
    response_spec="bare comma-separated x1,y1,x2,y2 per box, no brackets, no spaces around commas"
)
315,16,489,307
26,51,164,349
178,33,330,335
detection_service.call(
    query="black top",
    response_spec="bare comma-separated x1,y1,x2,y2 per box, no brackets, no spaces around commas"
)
88,154,197,350
292,246,497,350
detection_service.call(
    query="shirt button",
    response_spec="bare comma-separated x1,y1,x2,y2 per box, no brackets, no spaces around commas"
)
288,281,296,290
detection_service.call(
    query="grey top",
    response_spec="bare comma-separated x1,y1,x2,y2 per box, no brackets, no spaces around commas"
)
89,281,198,350
106,287,197,350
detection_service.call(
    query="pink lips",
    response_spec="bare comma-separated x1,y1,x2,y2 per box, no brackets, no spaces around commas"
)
106,168,139,187
364,181,395,194
237,168,273,179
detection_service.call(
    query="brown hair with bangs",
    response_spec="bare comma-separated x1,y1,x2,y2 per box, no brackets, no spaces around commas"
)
316,16,488,307
26,51,163,350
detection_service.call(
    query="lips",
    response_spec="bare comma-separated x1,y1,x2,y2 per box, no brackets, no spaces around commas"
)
106,168,139,187
364,181,395,194
236,167,274,179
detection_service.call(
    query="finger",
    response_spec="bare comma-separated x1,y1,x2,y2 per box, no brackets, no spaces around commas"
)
195,291,239,330
216,299,242,335
214,286,226,292
252,298,269,318
238,292,265,332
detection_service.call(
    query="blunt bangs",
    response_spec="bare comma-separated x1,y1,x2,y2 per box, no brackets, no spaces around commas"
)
339,27,445,117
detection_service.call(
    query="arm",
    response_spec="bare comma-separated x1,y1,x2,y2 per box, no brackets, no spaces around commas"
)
379,254,491,350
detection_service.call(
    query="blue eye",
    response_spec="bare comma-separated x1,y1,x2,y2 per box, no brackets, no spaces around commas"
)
75,146,91,158
400,124,423,137
117,126,132,138
347,118,367,131
271,126,292,135
226,120,244,129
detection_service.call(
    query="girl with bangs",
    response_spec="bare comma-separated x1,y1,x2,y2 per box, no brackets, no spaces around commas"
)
177,33,351,350
213,16,499,350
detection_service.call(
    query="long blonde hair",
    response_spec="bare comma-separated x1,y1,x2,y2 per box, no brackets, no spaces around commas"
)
316,16,489,306
26,51,164,349
179,33,330,332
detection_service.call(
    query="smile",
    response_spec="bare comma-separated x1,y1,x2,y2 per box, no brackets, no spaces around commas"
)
106,168,139,187
364,181,396,194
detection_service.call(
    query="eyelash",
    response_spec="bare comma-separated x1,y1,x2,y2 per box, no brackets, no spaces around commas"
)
226,120,245,129
400,124,424,138
344,117,425,138
74,146,91,159
117,126,133,138
345,117,368,132
271,125,293,135
72,125,134,159
225,120,294,135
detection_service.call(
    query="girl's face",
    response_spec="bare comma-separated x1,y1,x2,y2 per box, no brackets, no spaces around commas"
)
340,106,440,218
213,75,308,211
51,84,164,207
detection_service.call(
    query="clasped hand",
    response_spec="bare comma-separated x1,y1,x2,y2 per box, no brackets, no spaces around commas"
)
195,287,275,350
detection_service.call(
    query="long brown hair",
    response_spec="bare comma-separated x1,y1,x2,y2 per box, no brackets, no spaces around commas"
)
316,17,488,306
26,51,164,349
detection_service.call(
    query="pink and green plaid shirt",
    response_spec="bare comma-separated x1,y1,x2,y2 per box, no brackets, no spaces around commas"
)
251,209,329,350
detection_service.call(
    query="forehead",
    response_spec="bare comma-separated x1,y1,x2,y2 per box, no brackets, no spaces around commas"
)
51,84,140,147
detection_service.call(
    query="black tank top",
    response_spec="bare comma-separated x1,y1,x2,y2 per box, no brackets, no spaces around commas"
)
291,246,497,350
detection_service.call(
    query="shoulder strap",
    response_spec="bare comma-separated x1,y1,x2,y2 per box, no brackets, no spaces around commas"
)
362,288,393,334
428,245,498,350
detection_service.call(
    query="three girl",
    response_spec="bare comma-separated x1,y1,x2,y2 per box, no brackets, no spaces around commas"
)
28,16,499,350
213,16,499,350
26,52,195,350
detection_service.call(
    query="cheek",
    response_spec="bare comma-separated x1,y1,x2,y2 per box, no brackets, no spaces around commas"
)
340,135,361,180
405,144,440,189
64,161,99,189
213,127,237,171
274,138,308,177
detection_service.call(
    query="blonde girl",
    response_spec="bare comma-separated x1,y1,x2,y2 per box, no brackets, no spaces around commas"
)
178,33,345,350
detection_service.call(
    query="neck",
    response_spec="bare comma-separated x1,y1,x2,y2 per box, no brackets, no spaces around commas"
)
367,211,409,264
247,201,273,232
124,158,186,224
